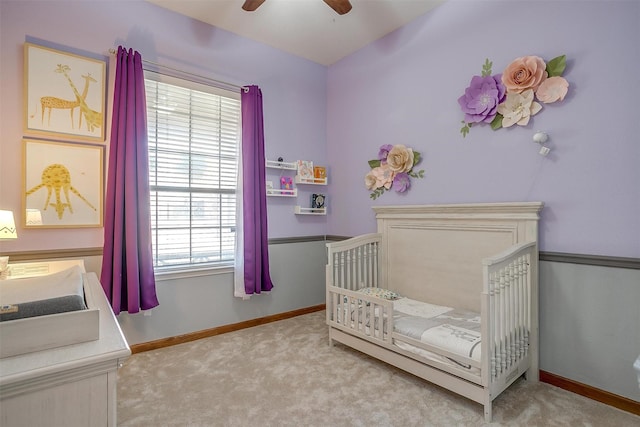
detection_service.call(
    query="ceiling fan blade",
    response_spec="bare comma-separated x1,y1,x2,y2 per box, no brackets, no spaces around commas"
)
323,0,352,15
242,0,266,12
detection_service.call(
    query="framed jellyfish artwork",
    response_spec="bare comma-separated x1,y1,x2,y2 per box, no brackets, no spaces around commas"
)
23,139,103,228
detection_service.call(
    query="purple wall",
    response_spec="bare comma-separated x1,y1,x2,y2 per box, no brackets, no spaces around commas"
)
2,0,638,258
0,0,328,254
327,0,640,258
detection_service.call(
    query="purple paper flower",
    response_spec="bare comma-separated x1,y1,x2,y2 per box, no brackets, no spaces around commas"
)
378,144,394,161
393,172,411,193
458,74,506,124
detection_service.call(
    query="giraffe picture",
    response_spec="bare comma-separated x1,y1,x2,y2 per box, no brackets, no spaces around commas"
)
24,42,106,142
23,139,103,228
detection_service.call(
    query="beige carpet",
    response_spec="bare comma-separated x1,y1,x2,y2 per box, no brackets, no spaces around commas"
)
118,311,639,426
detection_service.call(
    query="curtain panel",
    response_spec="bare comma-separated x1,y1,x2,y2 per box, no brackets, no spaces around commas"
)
234,85,274,298
101,46,159,314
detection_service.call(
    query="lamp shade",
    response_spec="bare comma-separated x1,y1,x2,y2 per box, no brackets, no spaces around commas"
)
25,208,43,226
0,210,17,239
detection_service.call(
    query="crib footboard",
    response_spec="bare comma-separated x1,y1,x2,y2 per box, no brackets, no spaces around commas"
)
482,241,538,398
326,234,392,346
326,286,394,347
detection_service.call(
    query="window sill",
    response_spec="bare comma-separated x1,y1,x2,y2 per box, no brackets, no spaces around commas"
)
154,264,234,281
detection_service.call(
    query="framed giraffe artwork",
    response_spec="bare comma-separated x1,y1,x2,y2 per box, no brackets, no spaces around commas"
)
24,42,106,142
23,139,103,228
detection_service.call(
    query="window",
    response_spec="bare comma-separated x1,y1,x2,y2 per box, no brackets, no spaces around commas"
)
145,72,241,271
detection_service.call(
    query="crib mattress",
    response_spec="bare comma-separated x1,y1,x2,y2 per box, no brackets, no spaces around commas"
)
392,298,482,373
0,265,87,322
0,264,99,358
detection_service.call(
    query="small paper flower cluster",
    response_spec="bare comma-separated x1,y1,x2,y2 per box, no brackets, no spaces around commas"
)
458,55,569,137
365,144,424,200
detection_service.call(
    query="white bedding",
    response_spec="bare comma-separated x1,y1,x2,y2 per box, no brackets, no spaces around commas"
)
340,294,483,373
393,297,482,372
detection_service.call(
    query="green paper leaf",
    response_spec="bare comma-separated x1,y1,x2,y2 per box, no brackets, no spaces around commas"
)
413,151,422,167
409,169,425,179
481,58,493,77
490,114,503,130
368,159,381,168
546,55,566,77
370,187,386,200
460,121,472,137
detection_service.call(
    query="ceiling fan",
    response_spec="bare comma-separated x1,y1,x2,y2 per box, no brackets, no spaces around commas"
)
242,0,353,15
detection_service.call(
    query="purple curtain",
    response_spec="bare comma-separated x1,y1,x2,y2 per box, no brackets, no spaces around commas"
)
101,46,159,314
241,86,274,294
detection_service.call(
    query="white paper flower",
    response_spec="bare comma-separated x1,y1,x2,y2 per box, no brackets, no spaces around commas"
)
497,89,542,127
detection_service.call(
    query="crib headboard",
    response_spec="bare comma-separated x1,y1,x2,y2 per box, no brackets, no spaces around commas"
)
373,202,543,312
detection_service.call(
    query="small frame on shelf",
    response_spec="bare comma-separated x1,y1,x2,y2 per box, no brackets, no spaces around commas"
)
311,193,325,209
296,160,314,180
314,166,326,180
266,159,297,170
295,206,326,215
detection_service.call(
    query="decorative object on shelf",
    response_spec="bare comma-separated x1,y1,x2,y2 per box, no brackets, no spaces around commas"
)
311,193,326,210
458,55,569,137
296,160,314,180
313,166,326,182
365,144,425,200
280,176,294,195
266,180,274,195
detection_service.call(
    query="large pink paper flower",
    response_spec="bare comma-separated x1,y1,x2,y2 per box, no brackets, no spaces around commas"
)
364,171,378,190
536,76,569,103
369,163,395,189
497,89,542,127
502,56,548,93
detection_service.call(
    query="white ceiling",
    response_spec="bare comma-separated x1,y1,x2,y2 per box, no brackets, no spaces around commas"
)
146,0,445,66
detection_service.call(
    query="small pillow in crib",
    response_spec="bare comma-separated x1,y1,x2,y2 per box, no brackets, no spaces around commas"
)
357,287,401,300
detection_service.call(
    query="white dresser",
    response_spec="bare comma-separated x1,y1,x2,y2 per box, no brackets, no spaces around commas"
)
0,269,130,427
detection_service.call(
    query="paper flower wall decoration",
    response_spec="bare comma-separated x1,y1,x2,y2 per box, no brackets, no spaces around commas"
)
458,55,569,137
365,144,424,200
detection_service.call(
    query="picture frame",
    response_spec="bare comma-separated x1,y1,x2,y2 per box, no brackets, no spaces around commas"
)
296,160,314,180
311,193,326,209
23,139,103,228
280,176,294,195
24,42,106,142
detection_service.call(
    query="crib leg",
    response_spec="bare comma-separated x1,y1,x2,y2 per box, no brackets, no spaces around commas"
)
525,355,540,382
484,401,493,423
328,327,335,347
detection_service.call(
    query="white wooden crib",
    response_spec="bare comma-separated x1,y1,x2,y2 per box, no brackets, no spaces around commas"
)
325,202,543,422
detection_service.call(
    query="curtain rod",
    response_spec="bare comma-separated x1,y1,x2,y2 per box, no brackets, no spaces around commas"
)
108,48,248,93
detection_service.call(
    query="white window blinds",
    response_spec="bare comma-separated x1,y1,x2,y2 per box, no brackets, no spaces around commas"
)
144,72,241,270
